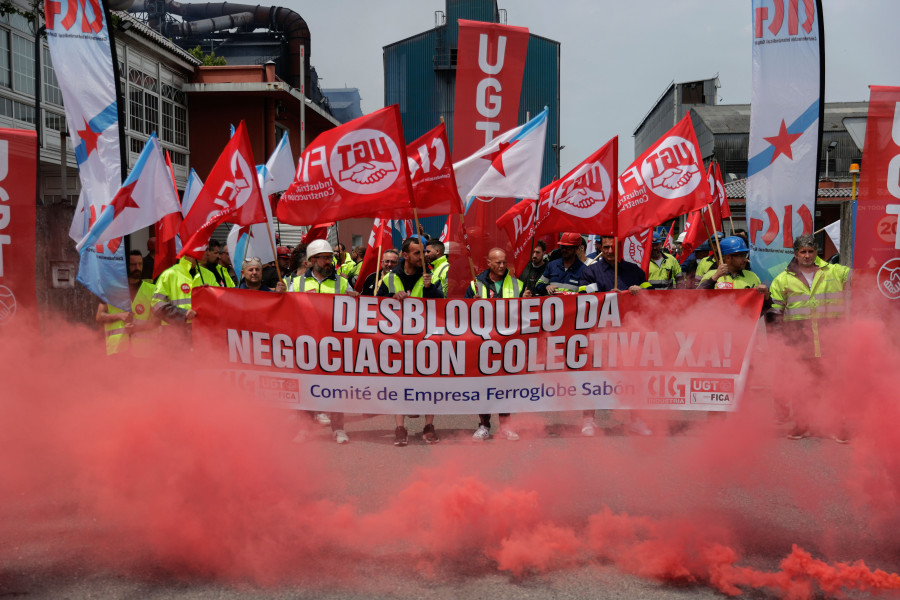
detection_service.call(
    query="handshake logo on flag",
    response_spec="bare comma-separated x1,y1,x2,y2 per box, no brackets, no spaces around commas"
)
550,161,611,219
641,135,703,199
331,129,401,194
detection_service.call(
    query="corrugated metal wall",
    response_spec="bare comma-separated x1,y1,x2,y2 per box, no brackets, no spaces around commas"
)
383,0,560,237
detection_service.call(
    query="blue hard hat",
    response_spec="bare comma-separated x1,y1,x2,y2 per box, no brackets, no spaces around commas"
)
697,240,710,252
719,236,750,256
652,232,664,244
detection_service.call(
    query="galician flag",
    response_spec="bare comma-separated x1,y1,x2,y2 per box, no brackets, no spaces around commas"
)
453,107,548,211
76,134,180,252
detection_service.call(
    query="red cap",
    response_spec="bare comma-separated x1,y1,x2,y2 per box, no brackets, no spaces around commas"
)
277,246,291,257
558,232,582,247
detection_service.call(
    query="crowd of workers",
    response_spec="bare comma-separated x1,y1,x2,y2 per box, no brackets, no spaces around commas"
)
98,226,851,446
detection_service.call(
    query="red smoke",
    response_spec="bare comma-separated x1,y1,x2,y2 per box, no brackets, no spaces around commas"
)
2,291,900,598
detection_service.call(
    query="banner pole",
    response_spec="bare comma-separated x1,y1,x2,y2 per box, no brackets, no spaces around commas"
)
613,236,619,292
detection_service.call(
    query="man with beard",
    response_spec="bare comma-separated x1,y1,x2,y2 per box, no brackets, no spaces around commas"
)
97,250,159,356
535,232,586,295
193,240,234,287
646,231,683,289
378,236,443,446
519,240,548,294
286,240,357,444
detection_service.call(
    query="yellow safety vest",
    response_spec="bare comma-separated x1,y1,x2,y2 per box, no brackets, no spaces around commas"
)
647,254,682,289
769,257,850,357
469,272,523,298
383,271,427,297
151,257,196,325
695,256,718,282
105,281,156,355
700,269,761,290
288,273,350,294
431,256,450,296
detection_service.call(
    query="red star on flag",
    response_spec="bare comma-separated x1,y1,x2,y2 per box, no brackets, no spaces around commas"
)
77,119,101,158
109,181,139,218
482,141,517,177
764,120,803,163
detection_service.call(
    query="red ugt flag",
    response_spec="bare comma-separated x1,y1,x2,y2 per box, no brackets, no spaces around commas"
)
708,161,730,220
354,218,393,292
276,105,415,225
535,137,618,237
179,121,265,259
497,197,538,275
617,113,711,238
404,123,462,218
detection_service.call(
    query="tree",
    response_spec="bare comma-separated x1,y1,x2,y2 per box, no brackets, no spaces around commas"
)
188,45,226,66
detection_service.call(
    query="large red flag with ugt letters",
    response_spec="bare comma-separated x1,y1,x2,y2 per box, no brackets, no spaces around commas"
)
179,121,266,259
617,113,710,238
276,105,415,225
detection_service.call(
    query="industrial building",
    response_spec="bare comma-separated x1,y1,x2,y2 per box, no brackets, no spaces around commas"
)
633,77,865,256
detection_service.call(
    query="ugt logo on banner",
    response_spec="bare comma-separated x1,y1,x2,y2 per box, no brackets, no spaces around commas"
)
331,129,401,193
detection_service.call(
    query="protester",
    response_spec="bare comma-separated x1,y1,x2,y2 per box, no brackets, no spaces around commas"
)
96,250,158,356
769,234,851,442
695,232,724,284
697,236,767,292
378,236,443,446
425,239,450,296
646,231,683,289
151,255,199,340
361,249,400,296
465,248,528,441
674,231,686,257
519,240,548,293
142,236,156,281
193,239,234,287
218,245,236,283
334,242,355,277
282,243,309,290
579,235,652,437
535,232,586,295
238,257,284,292
284,239,357,444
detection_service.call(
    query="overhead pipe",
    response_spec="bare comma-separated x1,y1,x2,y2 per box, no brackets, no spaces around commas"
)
131,0,311,90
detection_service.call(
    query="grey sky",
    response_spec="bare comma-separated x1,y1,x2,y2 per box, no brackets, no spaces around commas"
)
290,0,900,172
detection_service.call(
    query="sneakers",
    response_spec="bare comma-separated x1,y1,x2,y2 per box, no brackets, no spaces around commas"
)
581,418,597,437
498,426,520,441
422,423,440,444
787,426,810,440
333,429,349,444
628,417,653,436
394,426,408,447
315,412,331,426
472,424,491,441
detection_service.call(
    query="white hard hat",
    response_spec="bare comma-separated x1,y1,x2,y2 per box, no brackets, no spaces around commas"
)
676,232,687,243
306,239,333,260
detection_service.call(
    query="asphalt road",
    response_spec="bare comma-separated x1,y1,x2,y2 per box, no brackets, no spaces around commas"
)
2,408,897,600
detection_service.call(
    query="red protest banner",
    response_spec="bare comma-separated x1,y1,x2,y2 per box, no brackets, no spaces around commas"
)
192,288,762,414
617,113,711,238
852,86,900,303
0,128,37,327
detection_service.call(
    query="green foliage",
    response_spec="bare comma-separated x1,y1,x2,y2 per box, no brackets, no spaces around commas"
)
0,0,41,27
188,45,226,66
